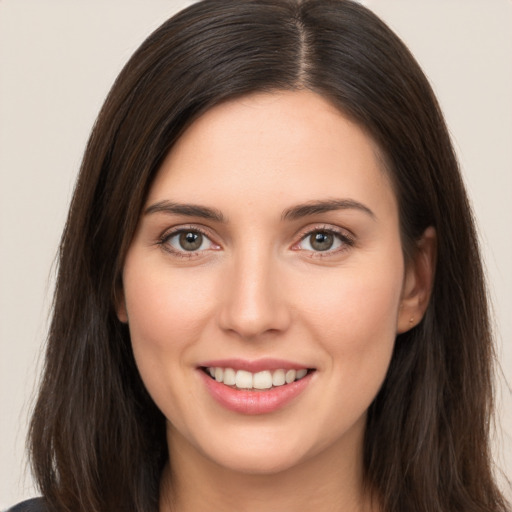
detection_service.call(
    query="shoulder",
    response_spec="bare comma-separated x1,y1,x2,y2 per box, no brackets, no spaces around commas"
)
4,498,46,512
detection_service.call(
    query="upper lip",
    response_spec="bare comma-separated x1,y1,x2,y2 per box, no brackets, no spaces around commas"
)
198,358,313,373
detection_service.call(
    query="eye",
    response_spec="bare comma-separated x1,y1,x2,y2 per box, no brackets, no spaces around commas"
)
161,228,217,254
295,228,353,254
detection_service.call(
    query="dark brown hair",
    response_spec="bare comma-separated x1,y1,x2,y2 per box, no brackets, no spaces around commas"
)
29,1,509,511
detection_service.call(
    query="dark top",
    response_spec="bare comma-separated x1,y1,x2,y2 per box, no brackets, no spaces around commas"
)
5,498,46,512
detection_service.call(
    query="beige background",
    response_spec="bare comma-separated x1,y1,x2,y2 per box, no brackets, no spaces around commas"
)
0,0,511,507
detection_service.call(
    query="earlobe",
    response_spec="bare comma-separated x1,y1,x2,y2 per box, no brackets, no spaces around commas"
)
397,226,436,333
115,282,129,324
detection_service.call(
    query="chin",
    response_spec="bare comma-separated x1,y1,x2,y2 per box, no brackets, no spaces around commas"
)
207,445,308,476
191,419,347,477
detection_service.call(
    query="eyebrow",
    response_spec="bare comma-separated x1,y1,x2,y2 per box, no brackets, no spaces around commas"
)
144,200,226,222
144,198,375,223
281,199,375,221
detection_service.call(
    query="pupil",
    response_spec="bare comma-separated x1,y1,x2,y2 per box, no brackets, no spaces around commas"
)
311,232,333,251
180,231,202,251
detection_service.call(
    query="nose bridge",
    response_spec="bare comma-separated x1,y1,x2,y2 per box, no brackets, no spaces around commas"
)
218,243,290,338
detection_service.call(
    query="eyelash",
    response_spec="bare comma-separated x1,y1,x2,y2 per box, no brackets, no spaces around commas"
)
157,225,217,259
293,225,355,257
157,224,355,258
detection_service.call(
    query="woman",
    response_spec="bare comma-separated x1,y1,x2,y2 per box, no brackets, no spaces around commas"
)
9,0,510,511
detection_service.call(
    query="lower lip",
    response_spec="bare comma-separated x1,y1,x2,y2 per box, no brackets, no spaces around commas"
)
199,370,313,415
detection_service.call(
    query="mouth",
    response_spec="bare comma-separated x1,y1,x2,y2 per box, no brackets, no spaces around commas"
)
198,358,316,414
201,366,315,391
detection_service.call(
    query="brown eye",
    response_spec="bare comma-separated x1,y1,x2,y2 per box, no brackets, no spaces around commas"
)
296,229,352,254
164,229,214,253
309,232,334,251
179,231,203,251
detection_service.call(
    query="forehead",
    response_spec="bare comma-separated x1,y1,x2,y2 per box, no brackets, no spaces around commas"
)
147,90,397,220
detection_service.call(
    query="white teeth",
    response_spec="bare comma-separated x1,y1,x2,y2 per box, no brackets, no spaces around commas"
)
235,370,253,389
296,369,307,379
272,369,286,387
253,371,272,390
285,369,296,384
223,368,236,386
206,366,310,389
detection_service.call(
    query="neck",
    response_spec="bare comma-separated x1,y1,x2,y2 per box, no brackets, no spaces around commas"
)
159,423,378,512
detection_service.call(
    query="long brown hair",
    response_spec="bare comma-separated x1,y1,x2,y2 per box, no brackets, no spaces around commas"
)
29,1,510,511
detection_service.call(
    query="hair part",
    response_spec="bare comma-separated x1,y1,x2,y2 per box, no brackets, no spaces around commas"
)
29,1,509,511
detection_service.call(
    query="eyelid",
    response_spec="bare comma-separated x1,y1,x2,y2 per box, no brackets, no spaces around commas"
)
291,224,356,254
155,222,355,258
157,224,221,257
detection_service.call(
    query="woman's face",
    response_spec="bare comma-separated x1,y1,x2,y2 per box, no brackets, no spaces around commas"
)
118,90,423,475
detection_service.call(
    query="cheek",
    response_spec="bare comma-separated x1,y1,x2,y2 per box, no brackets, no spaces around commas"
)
121,263,218,421
303,272,402,432
123,264,216,354
296,257,403,373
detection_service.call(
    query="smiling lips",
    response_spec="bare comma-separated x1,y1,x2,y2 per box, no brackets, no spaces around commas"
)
199,359,315,414
205,367,309,390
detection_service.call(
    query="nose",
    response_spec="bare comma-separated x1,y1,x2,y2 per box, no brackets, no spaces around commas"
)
217,249,291,340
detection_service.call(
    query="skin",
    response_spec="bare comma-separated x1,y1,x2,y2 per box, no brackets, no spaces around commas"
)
117,90,435,512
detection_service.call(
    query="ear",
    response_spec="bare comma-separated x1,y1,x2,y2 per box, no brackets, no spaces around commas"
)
115,279,129,324
397,226,436,333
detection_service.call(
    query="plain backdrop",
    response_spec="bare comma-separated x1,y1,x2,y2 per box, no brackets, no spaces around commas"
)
1,0,511,507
